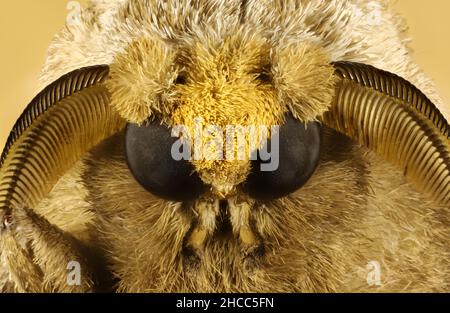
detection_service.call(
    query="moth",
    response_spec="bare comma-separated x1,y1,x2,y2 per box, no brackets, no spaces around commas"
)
0,0,448,292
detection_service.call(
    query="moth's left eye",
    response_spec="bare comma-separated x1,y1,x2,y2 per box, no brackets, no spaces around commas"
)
242,114,321,200
125,120,206,202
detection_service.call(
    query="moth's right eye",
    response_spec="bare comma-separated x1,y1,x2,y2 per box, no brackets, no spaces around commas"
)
125,120,206,202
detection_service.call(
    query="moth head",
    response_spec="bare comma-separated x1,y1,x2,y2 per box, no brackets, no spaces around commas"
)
1,34,449,211
106,33,336,198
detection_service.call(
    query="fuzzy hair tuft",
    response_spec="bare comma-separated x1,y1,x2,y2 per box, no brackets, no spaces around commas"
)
106,36,177,124
272,42,338,121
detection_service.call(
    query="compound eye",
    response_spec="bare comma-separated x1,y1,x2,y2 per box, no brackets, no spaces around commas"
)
125,120,206,202
243,114,321,200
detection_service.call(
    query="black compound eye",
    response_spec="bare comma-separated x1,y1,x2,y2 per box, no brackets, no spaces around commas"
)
243,114,321,200
125,120,206,202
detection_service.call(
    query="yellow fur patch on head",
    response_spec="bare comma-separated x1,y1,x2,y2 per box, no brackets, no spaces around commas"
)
170,32,285,188
106,36,177,124
272,42,337,121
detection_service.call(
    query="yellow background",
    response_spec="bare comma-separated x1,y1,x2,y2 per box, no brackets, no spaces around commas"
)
0,0,449,148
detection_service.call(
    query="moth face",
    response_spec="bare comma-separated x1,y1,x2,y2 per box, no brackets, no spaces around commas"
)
107,33,332,201
2,1,449,293
170,34,282,195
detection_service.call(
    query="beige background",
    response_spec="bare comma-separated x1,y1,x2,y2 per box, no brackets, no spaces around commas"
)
0,0,449,148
